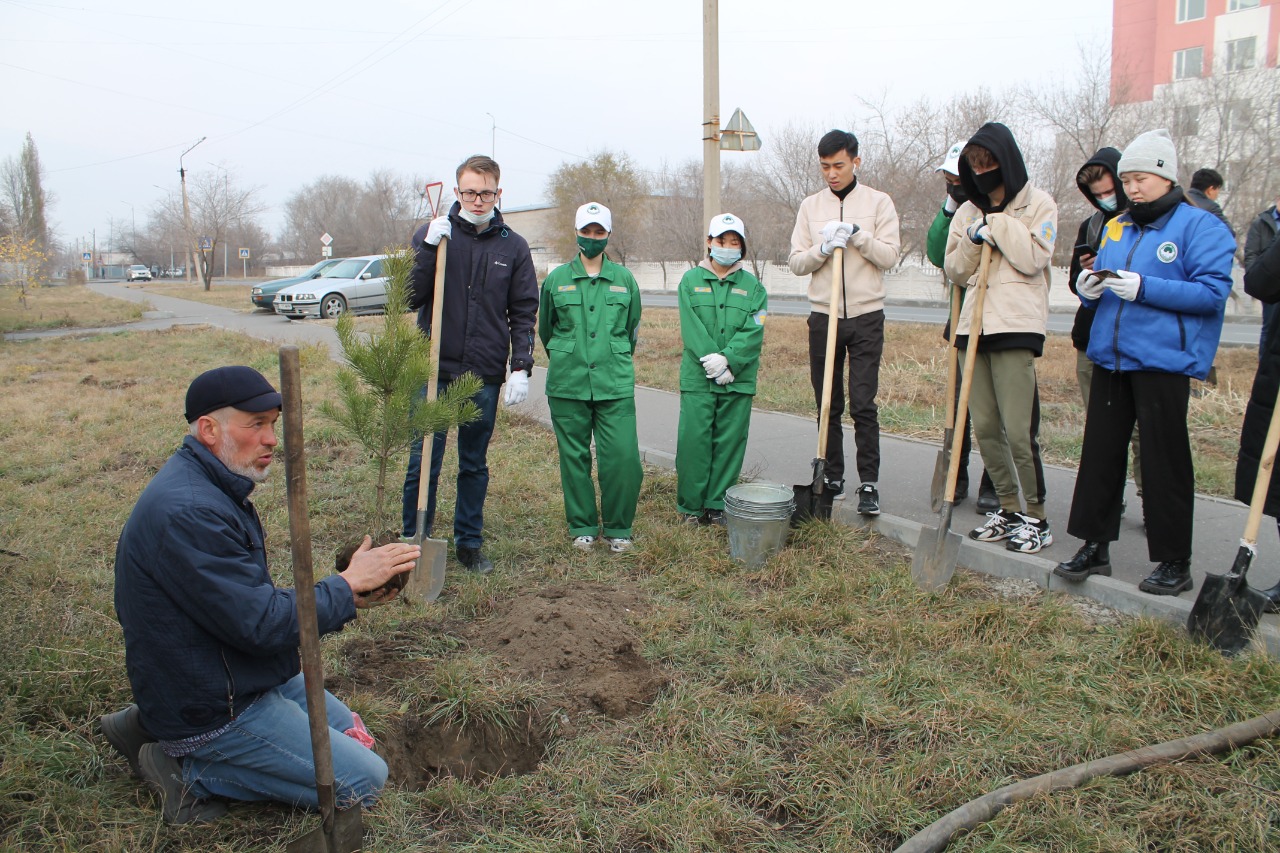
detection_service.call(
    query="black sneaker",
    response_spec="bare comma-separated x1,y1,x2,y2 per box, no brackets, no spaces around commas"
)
825,478,845,501
1004,516,1053,554
138,744,228,825
100,704,155,778
855,484,880,516
456,546,494,575
1138,559,1193,596
700,509,726,527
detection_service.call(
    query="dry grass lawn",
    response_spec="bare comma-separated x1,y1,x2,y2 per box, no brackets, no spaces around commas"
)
0,283,145,332
131,281,255,311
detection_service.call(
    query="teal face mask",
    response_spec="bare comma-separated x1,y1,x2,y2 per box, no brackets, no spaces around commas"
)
577,235,608,259
710,247,742,266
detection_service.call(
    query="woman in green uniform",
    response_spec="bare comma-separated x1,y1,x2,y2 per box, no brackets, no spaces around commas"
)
539,202,643,553
677,213,767,524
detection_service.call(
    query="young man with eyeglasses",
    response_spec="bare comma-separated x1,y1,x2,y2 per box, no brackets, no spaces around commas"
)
402,154,539,574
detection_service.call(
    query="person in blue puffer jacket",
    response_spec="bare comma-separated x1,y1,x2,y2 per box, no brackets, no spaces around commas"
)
1054,129,1234,597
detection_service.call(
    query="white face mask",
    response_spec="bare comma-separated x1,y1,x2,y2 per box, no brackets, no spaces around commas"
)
458,207,495,227
1097,193,1118,212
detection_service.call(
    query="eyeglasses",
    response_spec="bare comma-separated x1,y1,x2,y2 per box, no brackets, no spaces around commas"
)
458,189,498,203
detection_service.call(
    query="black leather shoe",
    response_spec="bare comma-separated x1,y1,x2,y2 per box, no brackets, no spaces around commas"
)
1053,542,1111,581
455,546,494,575
100,704,155,777
1262,582,1280,615
975,486,999,514
700,509,726,527
1138,559,1193,596
954,476,970,502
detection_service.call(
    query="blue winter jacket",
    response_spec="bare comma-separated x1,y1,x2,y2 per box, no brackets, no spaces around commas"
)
114,436,357,740
1083,201,1234,380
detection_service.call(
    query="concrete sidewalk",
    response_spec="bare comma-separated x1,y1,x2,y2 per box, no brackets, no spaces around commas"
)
20,281,1275,655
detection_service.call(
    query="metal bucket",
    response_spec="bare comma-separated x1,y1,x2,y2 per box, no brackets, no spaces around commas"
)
724,482,795,568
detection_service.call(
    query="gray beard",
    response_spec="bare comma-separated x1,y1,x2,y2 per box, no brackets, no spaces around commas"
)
217,432,270,484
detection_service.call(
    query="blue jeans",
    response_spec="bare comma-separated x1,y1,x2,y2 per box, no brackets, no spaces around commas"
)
182,674,387,809
401,379,500,546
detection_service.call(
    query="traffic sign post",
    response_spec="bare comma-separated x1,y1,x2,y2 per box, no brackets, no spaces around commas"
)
199,236,212,251
320,233,333,260
239,248,250,278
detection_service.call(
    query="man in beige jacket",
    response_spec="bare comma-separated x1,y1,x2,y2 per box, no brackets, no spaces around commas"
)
788,129,901,516
944,122,1056,554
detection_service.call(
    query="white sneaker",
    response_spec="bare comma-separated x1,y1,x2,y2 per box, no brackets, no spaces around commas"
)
572,535,596,551
1005,516,1053,554
605,537,633,553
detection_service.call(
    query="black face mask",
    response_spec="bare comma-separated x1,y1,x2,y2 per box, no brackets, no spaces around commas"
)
973,168,1003,195
946,183,968,206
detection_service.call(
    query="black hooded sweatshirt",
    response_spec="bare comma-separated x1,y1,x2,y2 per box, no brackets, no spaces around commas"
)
1067,147,1128,350
957,122,1029,215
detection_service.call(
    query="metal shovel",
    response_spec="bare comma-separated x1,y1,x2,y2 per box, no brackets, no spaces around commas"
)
279,345,365,852
793,247,843,525
1188,381,1280,654
402,234,449,604
912,243,992,591
930,282,963,512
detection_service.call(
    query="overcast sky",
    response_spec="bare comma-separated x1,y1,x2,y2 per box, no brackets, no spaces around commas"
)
3,0,1112,249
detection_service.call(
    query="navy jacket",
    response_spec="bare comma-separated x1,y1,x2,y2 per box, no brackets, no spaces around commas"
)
1083,200,1234,380
409,203,539,384
114,436,357,740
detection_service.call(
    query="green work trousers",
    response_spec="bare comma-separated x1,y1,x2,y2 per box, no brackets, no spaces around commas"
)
676,392,754,515
962,348,1047,519
547,395,643,538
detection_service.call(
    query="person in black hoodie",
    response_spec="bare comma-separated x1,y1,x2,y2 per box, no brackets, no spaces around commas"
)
943,123,1057,554
1234,233,1280,612
1065,148,1141,503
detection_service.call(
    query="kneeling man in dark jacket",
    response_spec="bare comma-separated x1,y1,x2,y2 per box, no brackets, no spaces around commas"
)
101,366,419,824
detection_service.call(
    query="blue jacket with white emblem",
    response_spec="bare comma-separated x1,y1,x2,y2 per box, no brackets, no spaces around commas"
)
1083,196,1234,380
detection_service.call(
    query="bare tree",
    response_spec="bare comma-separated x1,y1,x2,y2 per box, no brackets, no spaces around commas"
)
150,168,265,289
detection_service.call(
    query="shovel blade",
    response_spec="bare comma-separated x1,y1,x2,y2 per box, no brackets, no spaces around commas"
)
929,428,955,514
286,805,364,853
791,484,834,526
420,536,447,601
1188,547,1270,655
911,504,961,591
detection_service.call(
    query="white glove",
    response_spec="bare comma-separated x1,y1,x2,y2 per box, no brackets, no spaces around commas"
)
699,352,729,378
714,368,735,386
966,221,992,245
1105,269,1142,302
1075,269,1105,300
819,221,855,255
944,194,959,214
503,370,529,405
425,216,451,246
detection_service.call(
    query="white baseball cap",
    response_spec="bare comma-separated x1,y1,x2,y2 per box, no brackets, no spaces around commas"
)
708,212,745,239
936,141,965,176
574,202,612,232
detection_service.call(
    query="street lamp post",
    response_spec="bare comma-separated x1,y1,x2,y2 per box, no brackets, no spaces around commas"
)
120,201,135,260
180,136,206,285
486,112,496,159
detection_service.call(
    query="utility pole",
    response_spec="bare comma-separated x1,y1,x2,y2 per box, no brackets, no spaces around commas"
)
179,136,206,285
702,0,720,232
486,112,496,159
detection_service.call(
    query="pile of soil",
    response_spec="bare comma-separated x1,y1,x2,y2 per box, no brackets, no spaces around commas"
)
333,581,665,788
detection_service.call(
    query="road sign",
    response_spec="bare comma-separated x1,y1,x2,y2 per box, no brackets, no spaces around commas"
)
320,232,333,246
199,236,212,251
81,252,92,262
238,248,250,259
321,246,332,257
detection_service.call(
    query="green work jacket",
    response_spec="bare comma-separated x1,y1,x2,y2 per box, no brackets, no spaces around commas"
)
678,262,767,394
539,255,641,401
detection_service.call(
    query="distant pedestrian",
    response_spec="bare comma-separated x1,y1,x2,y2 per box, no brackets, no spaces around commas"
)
676,213,767,525
1055,129,1234,596
788,129,901,517
1244,194,1280,350
539,202,643,554
925,140,997,512
1187,168,1231,230
943,122,1056,554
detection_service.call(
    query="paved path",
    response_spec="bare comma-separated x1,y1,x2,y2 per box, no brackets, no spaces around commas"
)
11,281,1274,654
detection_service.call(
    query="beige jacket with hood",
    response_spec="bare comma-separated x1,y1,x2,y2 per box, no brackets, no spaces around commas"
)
789,182,901,319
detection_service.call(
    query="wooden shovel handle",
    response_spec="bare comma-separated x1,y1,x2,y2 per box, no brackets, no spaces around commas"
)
415,237,448,515
943,282,962,431
1244,379,1280,544
815,247,844,464
279,345,340,830
944,243,993,503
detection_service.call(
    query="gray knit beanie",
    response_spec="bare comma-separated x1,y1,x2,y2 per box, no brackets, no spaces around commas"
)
1117,129,1178,184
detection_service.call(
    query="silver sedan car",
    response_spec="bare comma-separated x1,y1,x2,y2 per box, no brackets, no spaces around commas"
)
273,255,390,319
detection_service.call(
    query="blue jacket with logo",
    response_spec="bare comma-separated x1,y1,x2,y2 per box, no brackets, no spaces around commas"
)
1082,201,1234,380
114,436,357,740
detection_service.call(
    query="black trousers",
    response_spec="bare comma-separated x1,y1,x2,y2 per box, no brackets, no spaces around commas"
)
1067,367,1193,561
808,310,883,485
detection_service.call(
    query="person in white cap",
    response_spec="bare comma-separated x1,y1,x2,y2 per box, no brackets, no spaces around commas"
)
1057,128,1234,596
538,202,643,553
675,213,768,524
926,140,997,511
